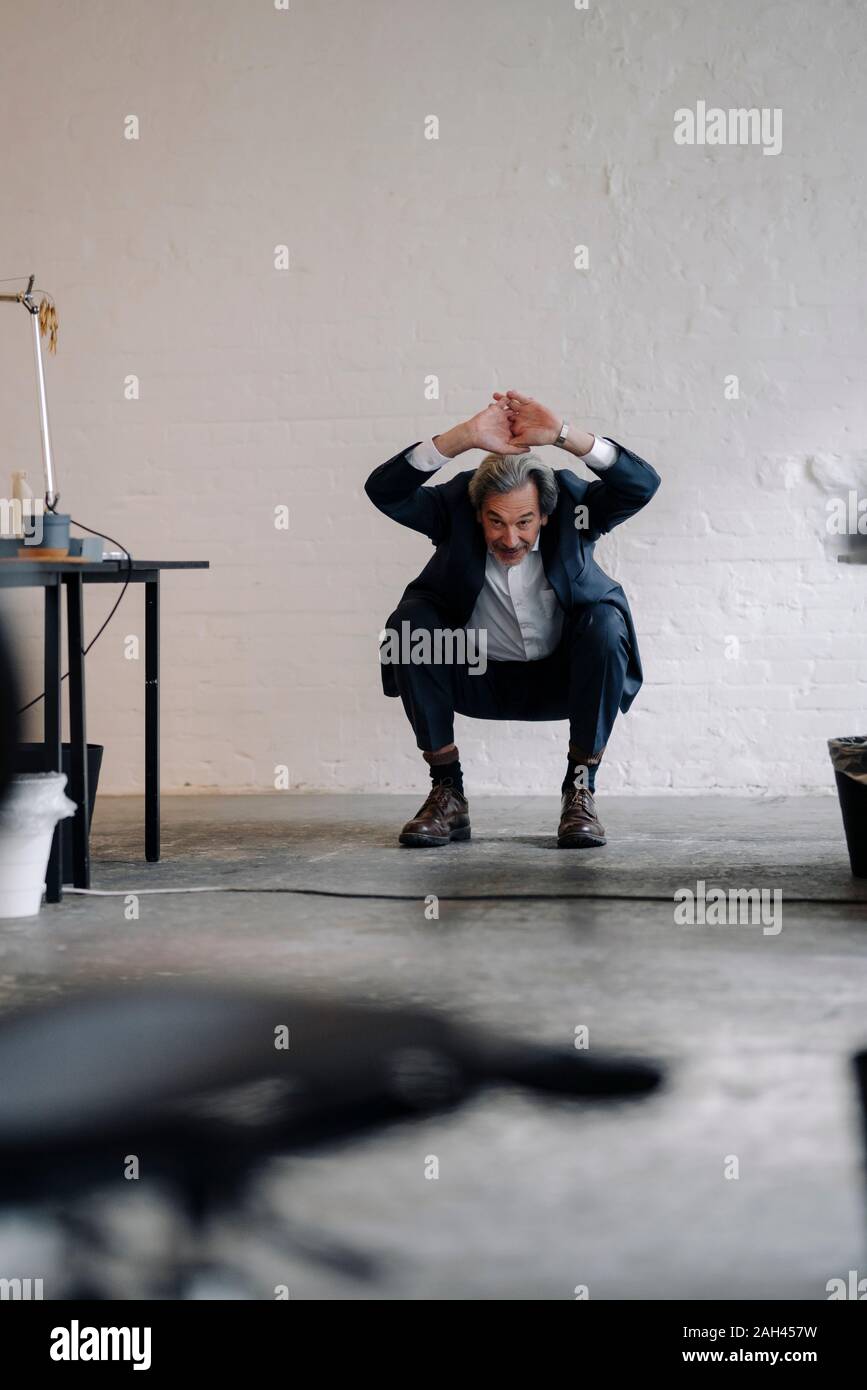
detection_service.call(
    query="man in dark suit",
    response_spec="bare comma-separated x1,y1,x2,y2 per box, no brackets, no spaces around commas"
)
365,390,660,848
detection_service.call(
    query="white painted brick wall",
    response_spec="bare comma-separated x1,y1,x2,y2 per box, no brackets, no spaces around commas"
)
0,0,864,796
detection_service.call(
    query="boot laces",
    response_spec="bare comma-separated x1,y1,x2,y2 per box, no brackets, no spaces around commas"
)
420,780,457,814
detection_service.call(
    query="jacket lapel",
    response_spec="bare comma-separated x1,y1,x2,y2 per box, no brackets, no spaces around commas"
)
541,499,571,609
466,516,488,604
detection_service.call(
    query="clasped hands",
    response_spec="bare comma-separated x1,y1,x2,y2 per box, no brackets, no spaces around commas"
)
470,390,563,457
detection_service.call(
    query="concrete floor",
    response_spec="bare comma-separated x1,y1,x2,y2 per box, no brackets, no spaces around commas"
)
1,791,866,1299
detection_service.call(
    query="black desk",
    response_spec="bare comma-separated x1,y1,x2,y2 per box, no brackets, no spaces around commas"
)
0,558,209,904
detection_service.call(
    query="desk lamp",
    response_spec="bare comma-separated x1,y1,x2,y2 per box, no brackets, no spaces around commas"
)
0,274,74,557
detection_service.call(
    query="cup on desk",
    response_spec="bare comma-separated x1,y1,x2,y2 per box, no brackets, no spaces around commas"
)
20,510,71,558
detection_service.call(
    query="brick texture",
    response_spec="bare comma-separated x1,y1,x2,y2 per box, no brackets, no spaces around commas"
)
0,0,864,795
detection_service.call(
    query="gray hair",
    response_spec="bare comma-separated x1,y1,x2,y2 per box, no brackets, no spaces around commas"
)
468,451,559,516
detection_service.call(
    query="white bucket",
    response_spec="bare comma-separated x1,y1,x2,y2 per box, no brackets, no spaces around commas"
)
0,772,77,918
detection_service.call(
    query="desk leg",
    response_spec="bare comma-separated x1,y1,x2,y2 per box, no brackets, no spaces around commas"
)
67,576,90,888
145,575,160,861
44,580,63,903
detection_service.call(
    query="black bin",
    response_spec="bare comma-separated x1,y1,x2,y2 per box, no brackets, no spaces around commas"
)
14,743,103,884
829,737,867,879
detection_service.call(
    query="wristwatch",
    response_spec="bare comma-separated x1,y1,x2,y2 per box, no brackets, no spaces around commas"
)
554,419,569,447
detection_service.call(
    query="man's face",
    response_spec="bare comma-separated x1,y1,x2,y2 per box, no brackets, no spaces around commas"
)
477,480,548,567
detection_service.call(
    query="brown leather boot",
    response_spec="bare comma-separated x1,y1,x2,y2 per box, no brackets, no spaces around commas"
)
557,786,606,848
399,781,471,848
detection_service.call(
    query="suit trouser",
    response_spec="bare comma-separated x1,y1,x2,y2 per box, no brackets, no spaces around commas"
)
385,597,631,759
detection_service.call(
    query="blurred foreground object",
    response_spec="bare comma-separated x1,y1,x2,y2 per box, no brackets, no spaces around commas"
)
0,983,663,1296
0,611,21,807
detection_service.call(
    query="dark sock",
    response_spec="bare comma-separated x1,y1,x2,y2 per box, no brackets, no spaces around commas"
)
431,758,463,796
424,748,464,797
562,756,597,795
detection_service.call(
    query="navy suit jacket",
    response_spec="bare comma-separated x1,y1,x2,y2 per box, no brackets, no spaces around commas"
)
365,439,660,710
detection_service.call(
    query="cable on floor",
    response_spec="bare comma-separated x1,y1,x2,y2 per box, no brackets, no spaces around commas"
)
62,886,867,905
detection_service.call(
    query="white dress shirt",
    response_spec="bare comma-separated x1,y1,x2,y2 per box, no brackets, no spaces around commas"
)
407,433,618,662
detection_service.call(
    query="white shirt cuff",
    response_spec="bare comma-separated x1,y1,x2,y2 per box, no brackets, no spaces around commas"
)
580,435,618,471
407,438,451,472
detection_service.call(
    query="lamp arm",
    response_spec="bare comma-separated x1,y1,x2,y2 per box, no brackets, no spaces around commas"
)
29,305,58,509
0,276,59,509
